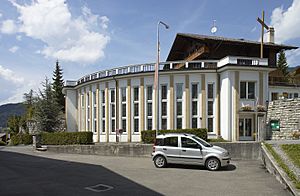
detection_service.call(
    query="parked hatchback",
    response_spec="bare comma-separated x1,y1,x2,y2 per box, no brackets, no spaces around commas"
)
152,133,231,171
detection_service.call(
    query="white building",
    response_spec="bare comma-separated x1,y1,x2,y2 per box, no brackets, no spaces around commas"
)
63,33,298,142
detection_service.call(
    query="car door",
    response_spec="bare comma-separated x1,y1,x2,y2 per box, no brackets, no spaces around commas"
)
180,137,203,165
162,136,181,164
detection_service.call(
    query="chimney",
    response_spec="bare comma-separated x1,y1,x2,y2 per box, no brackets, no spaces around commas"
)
267,27,275,43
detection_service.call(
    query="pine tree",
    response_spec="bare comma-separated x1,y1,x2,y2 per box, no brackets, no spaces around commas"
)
52,60,65,112
277,50,289,77
34,78,62,132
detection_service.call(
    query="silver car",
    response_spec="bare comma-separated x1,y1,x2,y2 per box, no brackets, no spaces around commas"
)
151,133,231,171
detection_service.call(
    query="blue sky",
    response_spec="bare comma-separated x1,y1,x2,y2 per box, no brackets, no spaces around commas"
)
0,0,300,105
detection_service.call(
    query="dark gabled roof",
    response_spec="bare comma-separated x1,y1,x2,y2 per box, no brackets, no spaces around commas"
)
167,33,298,61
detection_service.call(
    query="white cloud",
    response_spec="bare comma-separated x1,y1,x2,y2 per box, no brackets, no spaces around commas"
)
0,79,39,105
0,19,18,34
270,0,300,43
9,0,110,64
0,65,24,84
9,46,19,53
286,48,300,66
16,35,22,41
0,13,2,18
0,65,41,105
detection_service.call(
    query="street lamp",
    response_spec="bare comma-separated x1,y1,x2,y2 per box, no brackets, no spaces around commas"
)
155,21,169,136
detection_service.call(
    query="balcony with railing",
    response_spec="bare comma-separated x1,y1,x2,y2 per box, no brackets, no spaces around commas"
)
64,56,269,87
217,56,268,67
269,76,300,87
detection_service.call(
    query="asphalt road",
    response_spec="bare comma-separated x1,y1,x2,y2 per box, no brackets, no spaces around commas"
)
0,146,292,196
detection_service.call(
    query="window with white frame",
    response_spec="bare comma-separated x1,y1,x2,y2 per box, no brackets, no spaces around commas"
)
161,84,168,130
191,83,199,128
121,87,126,132
176,83,183,129
80,93,84,131
101,90,105,133
87,91,90,131
110,89,116,133
240,81,255,99
133,87,139,133
146,85,153,130
92,91,97,133
207,83,214,132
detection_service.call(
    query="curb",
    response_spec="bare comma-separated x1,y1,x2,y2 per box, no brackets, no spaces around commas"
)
261,143,300,196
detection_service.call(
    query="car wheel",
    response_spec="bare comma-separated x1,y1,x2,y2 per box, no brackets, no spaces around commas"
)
154,155,167,168
205,157,220,171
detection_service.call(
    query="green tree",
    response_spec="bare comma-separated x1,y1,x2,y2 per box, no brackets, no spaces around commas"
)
34,78,62,132
52,60,65,112
277,50,289,77
7,115,21,134
23,89,36,120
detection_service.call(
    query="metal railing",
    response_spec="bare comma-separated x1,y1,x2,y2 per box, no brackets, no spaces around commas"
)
65,56,270,87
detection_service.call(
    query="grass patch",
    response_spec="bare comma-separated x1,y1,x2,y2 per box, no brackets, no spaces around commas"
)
281,144,300,169
264,142,300,189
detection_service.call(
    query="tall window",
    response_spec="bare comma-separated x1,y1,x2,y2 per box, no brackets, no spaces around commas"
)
87,92,90,131
80,93,84,131
191,83,199,128
240,81,255,99
92,91,97,133
161,84,168,130
121,87,126,132
271,92,278,101
146,85,153,130
110,89,116,133
101,90,105,133
176,83,183,129
133,87,139,133
207,83,214,132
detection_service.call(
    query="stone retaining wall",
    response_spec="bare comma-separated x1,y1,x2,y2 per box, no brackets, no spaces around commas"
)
267,98,300,140
46,142,261,160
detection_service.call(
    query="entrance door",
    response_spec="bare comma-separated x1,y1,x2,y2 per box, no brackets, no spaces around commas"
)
239,117,253,141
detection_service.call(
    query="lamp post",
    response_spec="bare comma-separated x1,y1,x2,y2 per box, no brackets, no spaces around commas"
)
155,21,169,136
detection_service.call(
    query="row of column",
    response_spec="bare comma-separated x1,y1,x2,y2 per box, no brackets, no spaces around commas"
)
76,74,221,142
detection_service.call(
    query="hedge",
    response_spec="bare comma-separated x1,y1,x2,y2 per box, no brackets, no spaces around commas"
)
40,132,93,145
10,133,33,145
141,128,208,144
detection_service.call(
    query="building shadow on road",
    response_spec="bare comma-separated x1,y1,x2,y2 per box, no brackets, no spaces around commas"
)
0,151,162,196
165,164,236,171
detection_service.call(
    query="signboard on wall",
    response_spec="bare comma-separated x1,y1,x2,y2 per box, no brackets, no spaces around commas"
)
270,120,280,131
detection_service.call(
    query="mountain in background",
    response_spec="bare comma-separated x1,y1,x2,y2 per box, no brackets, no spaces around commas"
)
0,103,25,129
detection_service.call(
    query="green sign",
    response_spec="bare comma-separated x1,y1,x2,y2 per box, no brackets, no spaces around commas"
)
270,120,280,131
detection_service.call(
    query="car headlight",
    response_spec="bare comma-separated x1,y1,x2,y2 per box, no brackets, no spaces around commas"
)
222,151,229,156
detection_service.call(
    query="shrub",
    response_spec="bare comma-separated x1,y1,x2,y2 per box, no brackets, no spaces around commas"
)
40,132,93,145
241,105,252,111
208,138,229,142
0,140,6,146
256,105,266,112
10,133,33,145
141,128,207,144
292,131,300,139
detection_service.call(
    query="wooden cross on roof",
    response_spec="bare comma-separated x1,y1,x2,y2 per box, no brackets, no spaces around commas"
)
257,10,270,58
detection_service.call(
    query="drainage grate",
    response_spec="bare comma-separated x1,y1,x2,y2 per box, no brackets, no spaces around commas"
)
85,184,114,192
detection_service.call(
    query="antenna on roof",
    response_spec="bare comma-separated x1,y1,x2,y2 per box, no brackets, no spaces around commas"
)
211,20,217,35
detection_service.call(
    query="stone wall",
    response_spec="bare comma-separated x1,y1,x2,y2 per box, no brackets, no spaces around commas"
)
266,98,300,140
46,142,261,160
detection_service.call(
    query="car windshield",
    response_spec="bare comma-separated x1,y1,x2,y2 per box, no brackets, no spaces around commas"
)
192,136,213,147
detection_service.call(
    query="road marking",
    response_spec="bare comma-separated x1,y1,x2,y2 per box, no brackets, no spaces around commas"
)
84,184,113,192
